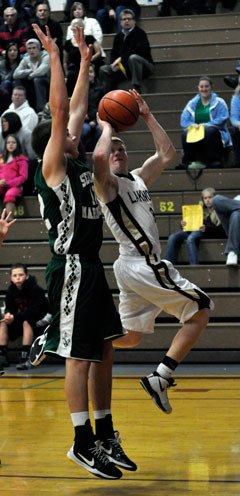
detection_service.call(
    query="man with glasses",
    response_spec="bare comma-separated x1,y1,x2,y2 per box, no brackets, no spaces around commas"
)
99,9,154,93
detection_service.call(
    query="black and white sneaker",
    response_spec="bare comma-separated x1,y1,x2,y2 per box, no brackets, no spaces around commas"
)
100,431,137,471
16,358,33,370
0,367,4,376
140,371,176,414
67,443,122,479
29,326,49,366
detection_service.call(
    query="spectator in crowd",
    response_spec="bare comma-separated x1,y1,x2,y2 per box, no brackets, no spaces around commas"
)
0,1,36,20
0,263,51,370
90,0,141,33
2,85,38,131
165,187,226,265
229,84,240,167
99,9,154,94
13,38,50,112
0,134,28,215
81,63,105,151
0,111,36,159
0,42,21,97
212,193,240,266
64,18,104,95
179,76,232,169
28,1,64,61
0,7,30,57
66,2,105,64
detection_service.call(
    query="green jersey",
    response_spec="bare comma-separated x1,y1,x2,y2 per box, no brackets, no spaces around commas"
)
35,158,103,258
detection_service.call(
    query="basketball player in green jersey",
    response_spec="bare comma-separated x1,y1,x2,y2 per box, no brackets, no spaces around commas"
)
30,24,136,479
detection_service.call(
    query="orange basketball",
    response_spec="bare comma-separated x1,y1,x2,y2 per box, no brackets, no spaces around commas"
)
98,90,139,132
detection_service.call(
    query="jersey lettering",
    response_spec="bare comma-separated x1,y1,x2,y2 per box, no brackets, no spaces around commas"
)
80,171,93,188
82,205,102,219
127,189,151,203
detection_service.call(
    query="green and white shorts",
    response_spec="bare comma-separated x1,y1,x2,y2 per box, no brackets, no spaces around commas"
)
44,253,123,362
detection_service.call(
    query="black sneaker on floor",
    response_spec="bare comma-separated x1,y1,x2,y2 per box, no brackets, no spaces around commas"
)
29,326,49,366
0,367,4,376
100,431,137,471
67,443,122,479
140,372,176,414
16,358,33,370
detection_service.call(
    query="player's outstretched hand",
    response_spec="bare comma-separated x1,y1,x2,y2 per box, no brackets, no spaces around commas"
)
129,89,150,119
0,209,16,245
32,23,59,54
73,25,92,64
96,112,114,132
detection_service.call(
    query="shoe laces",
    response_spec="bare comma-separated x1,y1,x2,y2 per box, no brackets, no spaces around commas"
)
105,431,125,454
91,443,112,465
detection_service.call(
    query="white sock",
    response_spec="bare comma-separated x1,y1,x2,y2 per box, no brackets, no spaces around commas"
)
156,363,172,379
70,411,89,427
93,409,111,420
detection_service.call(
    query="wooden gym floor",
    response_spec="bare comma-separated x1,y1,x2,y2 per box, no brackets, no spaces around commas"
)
1,364,240,495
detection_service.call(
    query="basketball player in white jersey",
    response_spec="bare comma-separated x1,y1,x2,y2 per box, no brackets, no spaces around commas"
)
93,90,214,414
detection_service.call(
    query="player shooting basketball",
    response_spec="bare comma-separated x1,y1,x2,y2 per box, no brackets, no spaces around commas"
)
93,90,214,415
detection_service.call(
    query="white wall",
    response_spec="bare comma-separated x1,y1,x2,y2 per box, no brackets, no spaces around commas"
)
49,0,65,11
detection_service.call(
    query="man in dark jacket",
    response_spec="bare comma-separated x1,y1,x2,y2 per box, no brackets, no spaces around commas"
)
0,263,51,370
27,2,63,61
99,9,154,93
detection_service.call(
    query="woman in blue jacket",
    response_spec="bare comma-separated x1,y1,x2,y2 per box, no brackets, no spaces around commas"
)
230,84,240,167
180,76,232,168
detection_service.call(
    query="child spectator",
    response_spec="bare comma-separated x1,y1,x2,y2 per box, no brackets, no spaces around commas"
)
165,187,226,265
0,42,21,97
0,263,51,370
0,111,36,159
0,134,28,216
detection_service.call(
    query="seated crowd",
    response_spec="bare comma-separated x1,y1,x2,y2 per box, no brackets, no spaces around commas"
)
0,1,239,378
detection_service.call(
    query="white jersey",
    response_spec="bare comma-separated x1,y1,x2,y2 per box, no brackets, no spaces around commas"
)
99,172,161,257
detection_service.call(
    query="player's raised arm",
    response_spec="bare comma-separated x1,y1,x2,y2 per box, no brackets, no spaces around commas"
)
68,26,92,147
129,90,176,186
93,114,118,203
31,23,69,186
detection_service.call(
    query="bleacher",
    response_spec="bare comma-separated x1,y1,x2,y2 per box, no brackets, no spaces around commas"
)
4,1,240,363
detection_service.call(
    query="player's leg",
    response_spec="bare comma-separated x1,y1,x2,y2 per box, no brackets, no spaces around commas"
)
16,321,34,370
90,340,137,471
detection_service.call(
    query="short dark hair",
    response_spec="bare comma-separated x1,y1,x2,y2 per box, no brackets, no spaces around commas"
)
12,85,26,95
10,263,28,275
31,119,52,158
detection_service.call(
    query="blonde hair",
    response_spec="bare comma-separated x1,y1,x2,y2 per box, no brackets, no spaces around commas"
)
71,18,84,29
111,136,127,149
